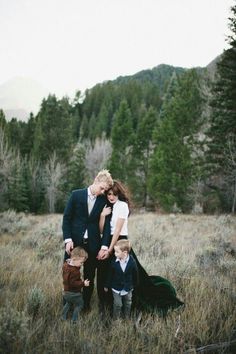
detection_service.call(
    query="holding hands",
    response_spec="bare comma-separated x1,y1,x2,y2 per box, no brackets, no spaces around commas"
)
65,241,74,255
97,249,110,260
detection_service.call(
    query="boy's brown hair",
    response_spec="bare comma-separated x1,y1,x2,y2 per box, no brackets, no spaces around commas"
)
115,239,131,253
71,247,88,260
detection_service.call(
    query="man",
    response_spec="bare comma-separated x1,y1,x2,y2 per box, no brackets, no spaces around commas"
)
62,169,113,312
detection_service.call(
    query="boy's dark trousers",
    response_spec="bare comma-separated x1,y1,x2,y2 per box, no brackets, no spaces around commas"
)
62,291,83,322
112,290,132,319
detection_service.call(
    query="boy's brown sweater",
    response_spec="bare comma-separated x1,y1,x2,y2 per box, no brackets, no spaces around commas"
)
62,261,84,292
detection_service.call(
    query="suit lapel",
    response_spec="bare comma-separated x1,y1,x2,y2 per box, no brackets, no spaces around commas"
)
124,257,132,273
116,260,123,274
83,188,89,217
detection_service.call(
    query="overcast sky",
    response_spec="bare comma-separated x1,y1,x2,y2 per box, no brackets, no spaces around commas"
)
0,0,234,97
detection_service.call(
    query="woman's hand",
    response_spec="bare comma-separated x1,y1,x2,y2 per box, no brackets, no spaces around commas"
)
101,205,112,217
99,206,111,233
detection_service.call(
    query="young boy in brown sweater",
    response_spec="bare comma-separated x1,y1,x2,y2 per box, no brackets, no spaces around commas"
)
62,247,90,322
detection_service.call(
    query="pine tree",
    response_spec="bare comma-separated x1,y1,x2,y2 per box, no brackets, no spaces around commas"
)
96,103,110,137
7,153,29,211
109,100,134,183
6,118,23,150
132,106,158,206
88,113,98,141
33,95,73,162
149,69,203,211
66,143,87,192
0,110,7,130
21,113,36,156
206,3,236,212
71,90,82,142
71,106,81,142
80,114,89,140
0,127,14,210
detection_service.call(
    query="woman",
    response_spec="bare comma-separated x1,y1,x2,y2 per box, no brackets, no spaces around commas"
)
99,179,130,255
100,180,184,316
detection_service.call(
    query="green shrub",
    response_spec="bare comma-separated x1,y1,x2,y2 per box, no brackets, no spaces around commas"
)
0,210,31,235
26,286,45,318
0,306,29,353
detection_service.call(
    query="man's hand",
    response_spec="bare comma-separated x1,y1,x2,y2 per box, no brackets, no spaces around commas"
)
104,287,108,292
65,241,74,255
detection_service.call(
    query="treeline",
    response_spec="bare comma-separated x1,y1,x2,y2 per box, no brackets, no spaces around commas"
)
0,5,235,214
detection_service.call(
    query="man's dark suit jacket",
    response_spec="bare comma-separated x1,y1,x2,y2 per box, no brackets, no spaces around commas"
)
62,188,110,255
105,255,138,292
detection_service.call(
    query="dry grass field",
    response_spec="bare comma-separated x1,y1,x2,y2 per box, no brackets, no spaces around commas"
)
0,210,235,354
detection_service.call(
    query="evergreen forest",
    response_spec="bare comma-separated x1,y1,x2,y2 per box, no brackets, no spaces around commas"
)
0,5,236,215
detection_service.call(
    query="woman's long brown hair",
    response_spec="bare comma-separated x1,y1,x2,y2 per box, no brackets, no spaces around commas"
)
106,179,131,210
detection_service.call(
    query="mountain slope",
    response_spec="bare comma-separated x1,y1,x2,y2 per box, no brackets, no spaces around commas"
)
112,64,187,96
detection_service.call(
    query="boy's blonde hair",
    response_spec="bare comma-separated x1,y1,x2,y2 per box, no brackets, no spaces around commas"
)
115,239,131,253
94,169,113,187
71,247,88,260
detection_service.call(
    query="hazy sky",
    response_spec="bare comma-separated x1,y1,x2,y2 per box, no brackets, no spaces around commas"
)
0,0,234,97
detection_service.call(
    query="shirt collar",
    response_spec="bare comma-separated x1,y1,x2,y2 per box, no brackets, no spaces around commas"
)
116,254,130,264
88,187,96,199
113,199,119,207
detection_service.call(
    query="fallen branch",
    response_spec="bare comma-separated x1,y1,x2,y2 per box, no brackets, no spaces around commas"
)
175,314,181,338
184,339,236,353
134,312,142,330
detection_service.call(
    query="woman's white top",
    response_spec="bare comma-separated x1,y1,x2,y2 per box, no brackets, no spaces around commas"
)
110,200,129,235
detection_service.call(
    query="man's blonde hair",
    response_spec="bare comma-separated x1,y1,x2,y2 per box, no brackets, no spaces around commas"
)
94,169,113,187
71,247,88,260
115,239,131,253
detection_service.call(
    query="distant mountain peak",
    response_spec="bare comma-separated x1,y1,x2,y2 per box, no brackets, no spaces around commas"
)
0,76,49,121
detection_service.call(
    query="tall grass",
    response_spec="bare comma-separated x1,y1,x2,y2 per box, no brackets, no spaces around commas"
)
0,211,235,353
